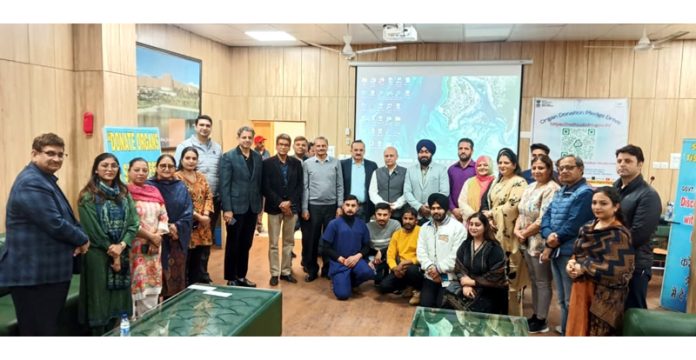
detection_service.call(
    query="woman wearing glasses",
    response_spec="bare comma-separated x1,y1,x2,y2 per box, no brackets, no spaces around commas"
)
175,147,214,285
77,153,139,335
147,154,193,299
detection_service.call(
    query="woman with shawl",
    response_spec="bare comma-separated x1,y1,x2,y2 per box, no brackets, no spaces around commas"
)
565,187,634,336
147,154,193,299
127,157,169,318
457,155,495,221
445,212,509,314
78,153,139,335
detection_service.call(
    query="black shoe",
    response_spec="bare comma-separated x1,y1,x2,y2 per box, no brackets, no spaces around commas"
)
320,268,329,278
280,274,298,283
236,278,257,288
528,317,549,334
227,280,238,286
527,314,538,327
269,276,279,286
305,274,318,282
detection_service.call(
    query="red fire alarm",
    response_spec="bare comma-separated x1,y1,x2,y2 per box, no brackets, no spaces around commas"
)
83,112,94,136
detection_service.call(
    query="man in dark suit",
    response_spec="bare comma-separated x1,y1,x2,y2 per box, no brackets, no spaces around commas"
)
0,133,90,336
220,126,263,287
262,133,303,286
340,140,378,222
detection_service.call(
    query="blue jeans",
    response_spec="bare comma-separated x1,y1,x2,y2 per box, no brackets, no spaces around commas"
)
550,255,572,335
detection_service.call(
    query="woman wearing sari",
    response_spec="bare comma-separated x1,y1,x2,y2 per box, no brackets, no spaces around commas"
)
175,147,214,285
456,155,495,221
127,157,169,318
565,187,634,336
445,212,509,314
482,148,528,316
147,154,193,299
77,153,139,335
514,154,560,333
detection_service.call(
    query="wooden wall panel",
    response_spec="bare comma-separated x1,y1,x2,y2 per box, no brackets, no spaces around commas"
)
586,41,612,98
0,24,29,62
376,49,397,62
649,100,679,201
627,100,656,169
283,48,302,97
29,24,55,67
521,42,544,98
337,54,352,97
230,47,249,97
318,97,338,141
500,42,522,60
165,25,194,61
478,43,500,60
266,48,284,96
281,97,301,121
247,47,267,96
267,97,284,120
247,96,266,120
337,97,354,155
120,24,137,76
541,42,566,97
302,97,320,140
458,43,480,61
436,43,458,61
101,23,121,74
54,24,74,70
319,48,339,97
301,47,320,96
74,24,103,71
396,44,418,61
209,43,228,95
655,40,683,99
417,44,438,61
30,66,57,135
679,41,696,99
563,42,588,97
632,49,659,98
609,42,635,98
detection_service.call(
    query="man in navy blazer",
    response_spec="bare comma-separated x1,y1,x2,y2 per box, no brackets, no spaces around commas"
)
220,126,263,288
340,140,378,222
0,133,90,336
262,134,303,286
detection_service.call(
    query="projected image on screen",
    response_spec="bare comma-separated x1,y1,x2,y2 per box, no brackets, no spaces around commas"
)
355,64,522,168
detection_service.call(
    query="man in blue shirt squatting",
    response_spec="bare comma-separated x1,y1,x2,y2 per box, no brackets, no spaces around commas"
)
320,195,375,300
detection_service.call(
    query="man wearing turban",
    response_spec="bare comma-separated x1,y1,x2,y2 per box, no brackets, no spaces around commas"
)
404,139,450,225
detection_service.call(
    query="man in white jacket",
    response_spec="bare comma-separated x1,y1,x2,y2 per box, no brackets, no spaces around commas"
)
416,193,467,308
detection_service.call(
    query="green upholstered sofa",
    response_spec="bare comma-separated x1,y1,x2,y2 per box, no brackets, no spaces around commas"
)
0,234,86,336
623,308,696,336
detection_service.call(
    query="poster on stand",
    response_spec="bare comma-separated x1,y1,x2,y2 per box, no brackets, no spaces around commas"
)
531,98,629,186
660,138,696,312
103,127,162,183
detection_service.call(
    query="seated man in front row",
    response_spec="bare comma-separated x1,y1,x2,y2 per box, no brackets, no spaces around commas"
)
320,195,375,300
366,202,401,285
377,206,423,306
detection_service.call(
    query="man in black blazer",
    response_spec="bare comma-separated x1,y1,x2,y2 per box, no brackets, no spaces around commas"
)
262,134,303,286
0,133,90,335
341,140,378,222
220,126,263,287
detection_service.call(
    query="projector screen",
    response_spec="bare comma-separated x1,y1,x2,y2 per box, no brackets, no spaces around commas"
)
355,63,523,168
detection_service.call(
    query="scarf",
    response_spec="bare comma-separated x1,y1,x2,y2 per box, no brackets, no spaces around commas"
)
95,181,130,290
128,183,165,204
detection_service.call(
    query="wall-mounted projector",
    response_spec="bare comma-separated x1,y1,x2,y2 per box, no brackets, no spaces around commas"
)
382,24,418,43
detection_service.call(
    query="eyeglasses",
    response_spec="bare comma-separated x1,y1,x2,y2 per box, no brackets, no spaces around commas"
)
41,151,67,159
557,165,578,172
158,164,176,169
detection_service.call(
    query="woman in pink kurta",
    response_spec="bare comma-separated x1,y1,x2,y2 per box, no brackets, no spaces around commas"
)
127,157,169,318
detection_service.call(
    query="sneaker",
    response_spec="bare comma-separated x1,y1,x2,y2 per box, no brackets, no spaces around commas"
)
555,325,563,334
409,290,421,306
527,314,538,327
528,318,549,334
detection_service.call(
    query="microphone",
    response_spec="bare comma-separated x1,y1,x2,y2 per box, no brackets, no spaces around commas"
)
649,176,655,185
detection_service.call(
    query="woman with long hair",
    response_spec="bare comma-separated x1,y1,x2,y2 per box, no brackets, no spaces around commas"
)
147,154,192,299
456,155,495,221
482,147,529,316
514,154,560,333
77,153,139,335
565,186,635,336
127,157,169,318
445,212,509,314
175,147,214,285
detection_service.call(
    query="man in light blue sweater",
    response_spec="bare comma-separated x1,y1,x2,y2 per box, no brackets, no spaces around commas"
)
404,139,450,225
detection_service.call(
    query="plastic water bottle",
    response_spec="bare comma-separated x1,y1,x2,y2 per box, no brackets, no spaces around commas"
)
119,313,130,336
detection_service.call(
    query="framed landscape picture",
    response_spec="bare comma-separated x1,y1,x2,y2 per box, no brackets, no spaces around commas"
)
136,43,202,149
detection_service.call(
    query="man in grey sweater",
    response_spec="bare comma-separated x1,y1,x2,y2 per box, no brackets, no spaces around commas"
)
366,203,401,285
302,136,344,282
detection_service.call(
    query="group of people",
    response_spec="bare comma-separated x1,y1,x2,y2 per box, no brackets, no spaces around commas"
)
0,114,663,337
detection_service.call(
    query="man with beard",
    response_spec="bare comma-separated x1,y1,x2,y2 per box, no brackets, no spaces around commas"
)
377,206,423,306
341,140,378,222
366,203,401,285
404,139,450,225
416,193,467,308
320,195,374,300
448,138,476,222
